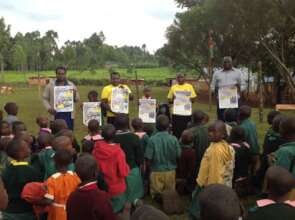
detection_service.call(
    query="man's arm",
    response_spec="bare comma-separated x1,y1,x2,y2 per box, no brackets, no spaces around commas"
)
42,84,55,115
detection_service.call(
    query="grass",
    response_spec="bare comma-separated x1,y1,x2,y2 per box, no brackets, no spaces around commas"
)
0,85,276,220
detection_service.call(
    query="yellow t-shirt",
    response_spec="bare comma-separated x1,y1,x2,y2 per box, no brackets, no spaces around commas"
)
167,83,197,100
101,84,132,117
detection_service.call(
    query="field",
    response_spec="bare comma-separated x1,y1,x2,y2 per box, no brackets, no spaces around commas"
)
0,85,277,219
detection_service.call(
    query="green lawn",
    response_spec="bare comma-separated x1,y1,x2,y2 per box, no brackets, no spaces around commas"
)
0,85,275,220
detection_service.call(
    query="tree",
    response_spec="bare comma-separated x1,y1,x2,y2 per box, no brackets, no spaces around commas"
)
11,44,26,71
0,17,11,76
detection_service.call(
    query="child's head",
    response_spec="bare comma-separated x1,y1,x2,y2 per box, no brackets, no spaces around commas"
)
180,129,194,145
52,136,73,151
75,154,98,182
157,103,170,118
55,129,74,142
115,114,129,130
224,109,238,123
7,138,31,161
54,148,73,171
81,140,95,154
267,111,280,126
199,184,241,220
272,114,286,133
131,118,144,132
202,113,209,125
4,102,18,116
36,116,49,128
0,121,11,137
238,105,251,121
88,90,98,102
37,133,54,148
101,124,116,141
88,119,100,134
208,120,227,142
192,110,205,125
143,86,152,98
228,126,246,143
15,131,33,146
279,116,295,141
12,121,26,136
265,166,295,200
143,124,154,136
156,115,170,131
51,119,68,134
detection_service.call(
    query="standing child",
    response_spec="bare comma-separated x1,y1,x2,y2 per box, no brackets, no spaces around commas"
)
142,86,152,100
43,149,80,220
36,116,51,135
131,118,149,152
4,102,18,126
66,154,117,220
145,115,181,198
92,124,130,213
2,139,40,220
83,119,102,142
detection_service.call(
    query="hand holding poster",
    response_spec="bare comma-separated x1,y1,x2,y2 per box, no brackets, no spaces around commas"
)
83,102,102,126
139,99,156,123
173,91,192,116
110,87,129,114
218,86,238,109
54,86,74,112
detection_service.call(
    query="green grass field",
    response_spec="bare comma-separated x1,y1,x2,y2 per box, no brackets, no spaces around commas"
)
0,85,276,220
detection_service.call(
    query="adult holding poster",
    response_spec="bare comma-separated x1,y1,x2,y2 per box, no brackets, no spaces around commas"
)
42,66,80,130
101,72,133,125
210,57,245,121
168,73,197,138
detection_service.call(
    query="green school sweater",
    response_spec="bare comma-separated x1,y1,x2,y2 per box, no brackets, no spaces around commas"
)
240,119,259,155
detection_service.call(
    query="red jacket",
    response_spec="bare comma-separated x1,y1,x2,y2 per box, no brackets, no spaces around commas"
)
92,140,130,196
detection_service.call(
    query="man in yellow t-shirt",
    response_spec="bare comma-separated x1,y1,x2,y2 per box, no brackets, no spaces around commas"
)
101,72,133,125
167,73,197,138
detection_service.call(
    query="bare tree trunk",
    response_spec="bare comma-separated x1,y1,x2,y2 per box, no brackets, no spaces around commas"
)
0,61,4,83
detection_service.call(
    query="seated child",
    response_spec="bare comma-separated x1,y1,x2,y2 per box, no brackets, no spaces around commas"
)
12,121,27,137
55,129,80,154
0,121,13,140
145,115,181,198
36,116,51,135
92,124,130,213
43,149,81,220
198,184,242,220
81,140,95,154
66,154,117,220
247,166,295,220
83,119,102,142
2,138,40,220
37,133,54,152
224,108,238,136
50,119,68,135
4,102,18,126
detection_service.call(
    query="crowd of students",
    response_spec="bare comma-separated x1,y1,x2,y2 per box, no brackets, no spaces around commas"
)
0,89,295,220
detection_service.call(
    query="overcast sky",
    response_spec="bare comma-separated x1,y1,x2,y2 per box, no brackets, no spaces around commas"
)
0,0,182,53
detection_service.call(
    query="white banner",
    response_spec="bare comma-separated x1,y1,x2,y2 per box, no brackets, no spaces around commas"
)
173,91,192,116
83,102,102,126
54,86,74,112
218,86,239,109
110,87,129,114
139,99,156,123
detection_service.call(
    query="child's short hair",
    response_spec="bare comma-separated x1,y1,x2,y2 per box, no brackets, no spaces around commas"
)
75,154,98,182
6,138,28,160
224,109,238,123
272,114,287,133
208,120,227,140
156,115,170,131
157,103,171,120
38,133,54,148
51,119,68,134
4,102,17,115
199,184,241,220
87,90,98,99
239,105,251,120
180,129,194,145
36,116,49,128
267,111,280,125
54,149,73,168
131,118,143,131
52,136,72,151
101,124,116,141
192,110,205,124
229,126,246,143
55,66,67,74
81,140,95,154
279,116,295,140
266,166,295,198
12,121,26,135
114,114,129,130
88,119,100,133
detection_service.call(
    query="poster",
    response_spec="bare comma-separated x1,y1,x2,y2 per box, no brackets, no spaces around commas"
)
54,86,74,112
173,91,192,116
110,87,129,114
218,86,239,109
83,102,102,126
139,99,156,123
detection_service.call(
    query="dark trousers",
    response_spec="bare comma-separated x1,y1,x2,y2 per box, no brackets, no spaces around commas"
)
55,112,74,130
172,115,192,139
216,99,241,121
107,117,116,125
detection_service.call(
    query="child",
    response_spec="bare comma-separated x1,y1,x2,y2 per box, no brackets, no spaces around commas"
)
88,90,98,102
114,114,144,205
142,86,152,99
55,129,80,154
4,102,18,126
145,115,181,197
43,149,81,220
224,108,238,136
12,121,27,136
51,119,68,135
0,121,13,140
247,166,295,220
37,133,54,152
81,140,95,154
2,138,40,220
198,184,242,220
274,116,295,200
66,154,117,220
92,124,130,213
131,118,149,152
83,119,102,142
36,116,51,135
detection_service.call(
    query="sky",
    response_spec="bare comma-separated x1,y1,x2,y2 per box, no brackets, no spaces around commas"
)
0,0,182,53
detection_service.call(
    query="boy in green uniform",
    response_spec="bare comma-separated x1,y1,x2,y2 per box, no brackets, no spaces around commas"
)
2,138,41,220
145,115,181,198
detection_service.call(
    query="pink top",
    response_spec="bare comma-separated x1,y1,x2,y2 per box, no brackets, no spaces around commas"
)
134,132,146,139
84,134,103,142
257,199,295,208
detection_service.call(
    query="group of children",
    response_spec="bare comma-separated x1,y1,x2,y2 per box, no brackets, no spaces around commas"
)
0,94,295,220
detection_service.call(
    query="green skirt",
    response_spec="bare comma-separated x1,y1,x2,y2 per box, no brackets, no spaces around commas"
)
2,212,36,220
188,186,203,220
125,167,144,203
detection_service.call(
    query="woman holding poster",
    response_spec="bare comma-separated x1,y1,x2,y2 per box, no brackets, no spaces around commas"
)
101,72,133,125
168,73,197,138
